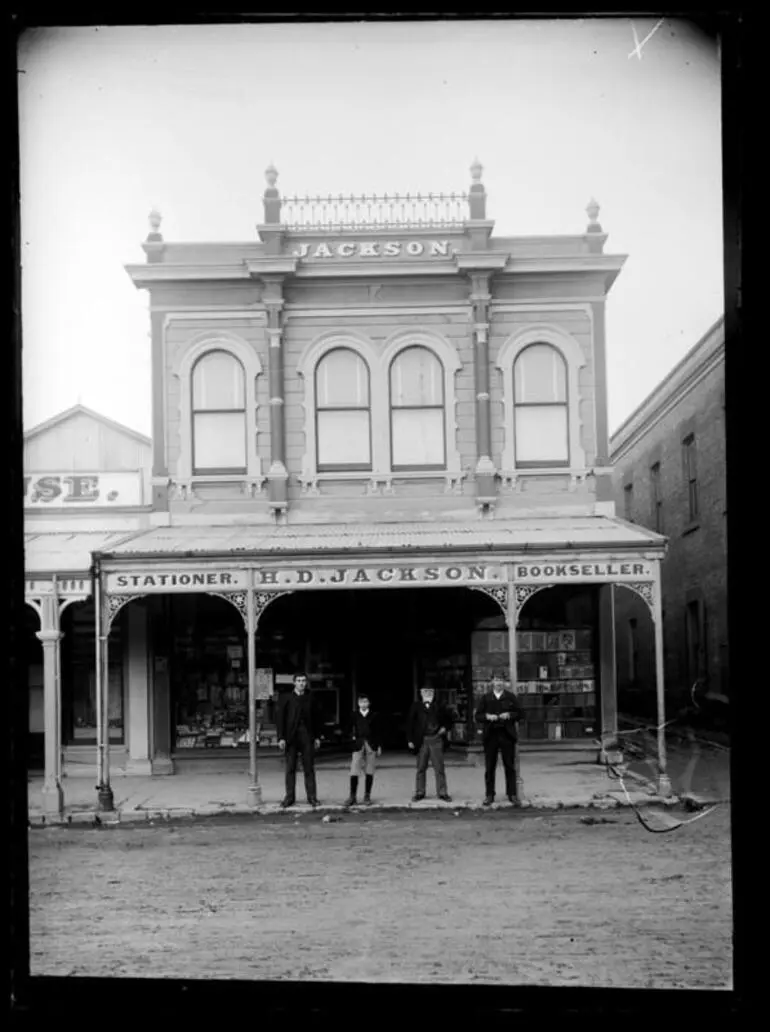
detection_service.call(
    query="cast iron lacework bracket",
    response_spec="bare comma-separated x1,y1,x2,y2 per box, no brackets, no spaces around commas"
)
471,585,509,621
207,591,249,629
106,594,142,631
254,590,294,623
514,584,550,609
622,581,656,614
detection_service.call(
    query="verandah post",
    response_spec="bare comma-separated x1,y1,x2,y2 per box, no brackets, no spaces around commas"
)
247,583,262,807
506,564,524,800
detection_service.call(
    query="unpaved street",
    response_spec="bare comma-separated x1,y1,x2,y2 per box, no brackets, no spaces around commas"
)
29,807,732,989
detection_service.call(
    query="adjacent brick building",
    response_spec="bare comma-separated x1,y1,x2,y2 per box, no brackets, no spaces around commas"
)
610,316,727,722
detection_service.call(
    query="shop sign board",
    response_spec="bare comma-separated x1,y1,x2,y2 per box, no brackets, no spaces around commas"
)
515,559,653,582
254,562,506,589
24,472,144,508
106,569,249,594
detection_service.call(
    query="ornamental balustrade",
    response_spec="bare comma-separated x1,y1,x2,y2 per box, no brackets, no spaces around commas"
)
279,192,470,231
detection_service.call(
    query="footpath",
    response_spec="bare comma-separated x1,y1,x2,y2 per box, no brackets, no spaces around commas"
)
26,747,684,826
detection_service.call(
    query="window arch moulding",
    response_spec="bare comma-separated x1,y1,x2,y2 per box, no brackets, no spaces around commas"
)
172,332,264,496
495,324,588,485
297,331,382,487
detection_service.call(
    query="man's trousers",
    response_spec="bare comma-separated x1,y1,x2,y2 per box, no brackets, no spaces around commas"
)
484,731,517,798
285,729,317,803
415,734,448,797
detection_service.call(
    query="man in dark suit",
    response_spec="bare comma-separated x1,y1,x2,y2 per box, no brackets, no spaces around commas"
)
277,672,321,808
344,692,382,807
406,685,453,802
474,672,521,805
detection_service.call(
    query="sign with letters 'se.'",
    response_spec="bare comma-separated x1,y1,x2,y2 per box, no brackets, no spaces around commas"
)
24,471,144,508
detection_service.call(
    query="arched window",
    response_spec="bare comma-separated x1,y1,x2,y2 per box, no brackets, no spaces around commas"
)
513,344,569,467
315,348,372,471
389,346,446,469
191,350,247,474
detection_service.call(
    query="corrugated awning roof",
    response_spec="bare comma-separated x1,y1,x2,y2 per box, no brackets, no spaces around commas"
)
93,517,666,561
24,531,142,576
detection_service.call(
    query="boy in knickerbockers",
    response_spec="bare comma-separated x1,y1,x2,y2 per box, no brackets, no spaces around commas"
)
345,693,382,806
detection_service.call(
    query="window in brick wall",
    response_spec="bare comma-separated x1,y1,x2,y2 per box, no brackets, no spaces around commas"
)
191,350,247,474
682,434,699,523
650,462,663,532
624,482,634,522
389,345,446,469
512,344,569,467
315,347,372,471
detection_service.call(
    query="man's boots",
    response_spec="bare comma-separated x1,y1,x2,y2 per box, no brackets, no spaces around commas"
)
364,774,374,804
345,776,359,807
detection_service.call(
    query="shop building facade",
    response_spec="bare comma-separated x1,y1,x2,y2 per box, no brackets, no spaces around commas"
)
24,405,153,807
37,163,671,813
610,317,727,723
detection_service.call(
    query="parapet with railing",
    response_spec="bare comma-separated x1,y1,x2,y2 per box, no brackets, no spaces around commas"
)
279,192,470,231
260,159,487,230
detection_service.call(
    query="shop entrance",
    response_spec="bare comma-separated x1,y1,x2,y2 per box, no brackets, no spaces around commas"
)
259,587,501,751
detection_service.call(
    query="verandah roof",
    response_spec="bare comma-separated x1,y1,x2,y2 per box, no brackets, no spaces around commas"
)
24,531,143,578
92,517,666,563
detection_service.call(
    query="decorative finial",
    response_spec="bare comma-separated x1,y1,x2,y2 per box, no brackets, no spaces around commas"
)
470,157,483,183
148,208,162,233
586,197,602,232
265,163,278,189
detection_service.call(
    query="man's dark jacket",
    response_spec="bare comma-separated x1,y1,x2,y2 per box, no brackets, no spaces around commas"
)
474,689,522,742
348,709,382,751
406,699,453,750
277,690,320,745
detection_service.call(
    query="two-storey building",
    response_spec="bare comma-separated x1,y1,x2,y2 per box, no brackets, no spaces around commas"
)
56,162,670,812
610,317,727,727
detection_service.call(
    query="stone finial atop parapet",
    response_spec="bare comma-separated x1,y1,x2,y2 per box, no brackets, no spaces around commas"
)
146,207,163,242
469,157,486,220
143,206,165,262
586,197,602,233
264,162,281,224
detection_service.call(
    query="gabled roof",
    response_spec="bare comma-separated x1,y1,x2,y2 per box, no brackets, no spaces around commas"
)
24,404,151,446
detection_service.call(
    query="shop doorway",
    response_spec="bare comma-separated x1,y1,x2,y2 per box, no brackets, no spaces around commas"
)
259,587,499,751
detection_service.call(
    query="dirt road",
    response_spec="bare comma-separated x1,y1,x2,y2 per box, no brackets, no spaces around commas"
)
28,806,732,989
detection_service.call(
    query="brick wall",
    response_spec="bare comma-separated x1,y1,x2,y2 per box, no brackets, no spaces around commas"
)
155,278,605,521
611,340,727,715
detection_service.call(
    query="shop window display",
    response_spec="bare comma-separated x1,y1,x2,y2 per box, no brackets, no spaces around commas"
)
471,616,597,742
62,600,125,745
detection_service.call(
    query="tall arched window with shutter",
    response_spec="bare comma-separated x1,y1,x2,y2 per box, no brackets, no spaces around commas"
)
513,344,569,467
389,346,446,470
191,350,247,474
315,348,372,471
